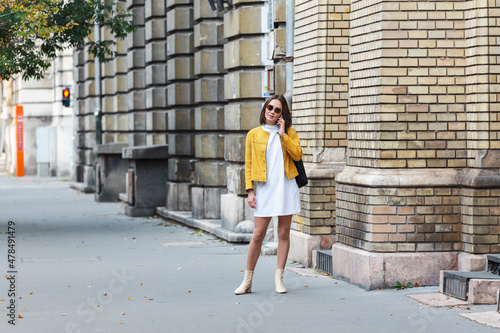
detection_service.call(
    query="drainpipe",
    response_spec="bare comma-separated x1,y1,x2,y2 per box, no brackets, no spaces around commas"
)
94,3,102,146
284,0,294,106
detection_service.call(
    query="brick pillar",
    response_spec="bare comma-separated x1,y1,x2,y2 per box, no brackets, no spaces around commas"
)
191,1,227,219
460,0,500,259
165,0,195,211
334,0,469,289
289,0,350,265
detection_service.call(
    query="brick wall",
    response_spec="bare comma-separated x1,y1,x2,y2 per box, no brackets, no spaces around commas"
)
292,0,350,235
337,0,500,255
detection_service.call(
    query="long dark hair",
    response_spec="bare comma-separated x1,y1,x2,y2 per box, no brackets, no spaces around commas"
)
259,95,292,130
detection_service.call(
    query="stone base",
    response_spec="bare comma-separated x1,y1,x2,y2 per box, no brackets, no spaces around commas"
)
288,230,335,268
70,182,95,193
191,186,227,219
458,252,487,271
468,279,500,304
332,243,458,290
166,182,192,211
70,165,95,193
125,206,156,218
221,193,250,232
156,207,252,243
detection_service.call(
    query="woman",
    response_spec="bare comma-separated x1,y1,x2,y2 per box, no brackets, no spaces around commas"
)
235,95,302,295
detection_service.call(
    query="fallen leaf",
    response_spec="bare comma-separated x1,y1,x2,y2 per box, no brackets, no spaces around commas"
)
128,297,132,300
67,286,71,288
18,297,22,299
239,269,243,272
120,312,125,315
97,305,101,308
18,315,23,318
140,283,143,286
389,314,393,316
61,313,67,316
23,309,27,312
104,293,108,296
304,286,309,288
120,320,124,324
29,292,33,295
178,267,183,270
188,291,192,293
236,302,240,304
196,259,201,261
149,298,154,300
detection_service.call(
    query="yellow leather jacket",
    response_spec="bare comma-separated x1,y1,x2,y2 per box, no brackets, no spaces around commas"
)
245,126,303,191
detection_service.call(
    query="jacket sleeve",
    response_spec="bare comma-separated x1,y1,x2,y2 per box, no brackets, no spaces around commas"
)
282,128,303,161
245,130,254,191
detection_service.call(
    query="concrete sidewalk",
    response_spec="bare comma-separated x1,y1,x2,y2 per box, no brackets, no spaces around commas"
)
0,172,498,333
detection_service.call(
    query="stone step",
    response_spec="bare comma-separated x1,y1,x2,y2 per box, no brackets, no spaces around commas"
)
441,270,500,304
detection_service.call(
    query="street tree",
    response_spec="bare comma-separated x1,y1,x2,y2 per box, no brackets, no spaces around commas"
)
0,0,135,81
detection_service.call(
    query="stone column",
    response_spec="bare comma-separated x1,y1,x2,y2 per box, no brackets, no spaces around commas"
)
72,34,96,191
165,0,196,211
102,13,128,144
334,0,468,289
191,1,227,219
288,0,349,266
126,0,147,145
144,0,168,146
220,0,268,232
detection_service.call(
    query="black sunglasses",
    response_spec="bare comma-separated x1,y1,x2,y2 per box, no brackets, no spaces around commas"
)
266,104,282,114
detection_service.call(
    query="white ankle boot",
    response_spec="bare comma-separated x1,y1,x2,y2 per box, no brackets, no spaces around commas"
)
275,268,287,294
235,270,254,295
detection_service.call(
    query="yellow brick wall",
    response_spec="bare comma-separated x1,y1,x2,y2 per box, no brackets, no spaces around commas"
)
293,0,350,235
348,0,468,168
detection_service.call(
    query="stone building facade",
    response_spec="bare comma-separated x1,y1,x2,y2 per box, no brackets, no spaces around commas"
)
68,0,500,289
2,50,74,177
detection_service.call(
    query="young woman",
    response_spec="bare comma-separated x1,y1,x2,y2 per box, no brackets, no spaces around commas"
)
235,95,302,295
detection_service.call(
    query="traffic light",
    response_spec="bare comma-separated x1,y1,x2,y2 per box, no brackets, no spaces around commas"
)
62,88,70,107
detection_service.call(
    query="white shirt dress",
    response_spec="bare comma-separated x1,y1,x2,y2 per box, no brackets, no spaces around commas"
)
254,124,301,217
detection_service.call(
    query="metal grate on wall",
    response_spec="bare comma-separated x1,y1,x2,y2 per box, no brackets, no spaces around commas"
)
315,250,332,276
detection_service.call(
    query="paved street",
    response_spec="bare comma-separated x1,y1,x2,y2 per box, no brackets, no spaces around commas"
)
0,171,497,333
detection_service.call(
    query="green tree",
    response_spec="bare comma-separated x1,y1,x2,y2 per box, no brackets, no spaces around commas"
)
0,0,135,81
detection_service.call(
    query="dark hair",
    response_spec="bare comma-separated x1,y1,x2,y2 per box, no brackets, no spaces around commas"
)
259,95,292,129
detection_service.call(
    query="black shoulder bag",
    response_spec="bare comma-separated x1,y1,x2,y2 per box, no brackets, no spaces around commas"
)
285,129,308,188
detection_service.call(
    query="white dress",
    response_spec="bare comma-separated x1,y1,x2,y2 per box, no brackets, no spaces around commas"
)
254,124,301,217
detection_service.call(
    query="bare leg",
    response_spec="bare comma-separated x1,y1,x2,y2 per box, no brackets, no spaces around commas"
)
246,216,272,271
276,215,293,269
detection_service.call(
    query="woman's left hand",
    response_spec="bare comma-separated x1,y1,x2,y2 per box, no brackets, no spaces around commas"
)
277,117,285,138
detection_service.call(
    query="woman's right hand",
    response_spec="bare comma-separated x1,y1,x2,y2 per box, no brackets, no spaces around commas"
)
247,190,256,209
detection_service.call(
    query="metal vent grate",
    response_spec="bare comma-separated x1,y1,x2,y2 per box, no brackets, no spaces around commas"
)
315,250,332,276
443,271,500,301
443,273,468,301
487,255,500,275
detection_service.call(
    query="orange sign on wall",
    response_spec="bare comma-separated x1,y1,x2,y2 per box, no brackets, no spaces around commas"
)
15,105,24,177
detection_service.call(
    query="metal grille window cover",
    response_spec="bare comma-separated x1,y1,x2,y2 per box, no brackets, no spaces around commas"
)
316,250,332,276
487,254,500,275
443,271,500,301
